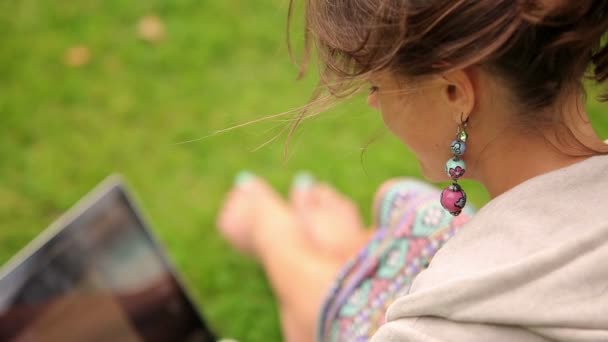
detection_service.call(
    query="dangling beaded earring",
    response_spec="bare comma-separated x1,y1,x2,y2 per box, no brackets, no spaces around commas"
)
440,115,468,216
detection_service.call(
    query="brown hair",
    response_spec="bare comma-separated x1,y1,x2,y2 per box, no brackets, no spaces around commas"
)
287,0,608,153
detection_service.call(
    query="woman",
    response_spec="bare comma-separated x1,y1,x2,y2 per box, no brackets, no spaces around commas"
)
218,0,608,340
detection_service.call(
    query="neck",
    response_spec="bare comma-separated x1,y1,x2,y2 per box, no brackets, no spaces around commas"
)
471,101,598,198
474,133,590,198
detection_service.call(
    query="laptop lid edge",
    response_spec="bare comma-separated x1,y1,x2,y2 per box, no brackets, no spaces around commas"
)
0,174,126,280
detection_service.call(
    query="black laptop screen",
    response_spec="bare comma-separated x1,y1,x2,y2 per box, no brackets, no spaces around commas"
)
0,184,215,342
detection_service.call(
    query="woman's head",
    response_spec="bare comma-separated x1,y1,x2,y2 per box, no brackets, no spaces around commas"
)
289,0,608,181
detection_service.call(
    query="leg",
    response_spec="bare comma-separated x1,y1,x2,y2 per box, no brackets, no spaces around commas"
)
217,176,346,341
286,175,434,262
217,175,465,341
256,222,343,342
289,173,373,261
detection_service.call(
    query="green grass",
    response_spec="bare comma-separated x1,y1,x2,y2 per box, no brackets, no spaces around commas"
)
2,1,608,340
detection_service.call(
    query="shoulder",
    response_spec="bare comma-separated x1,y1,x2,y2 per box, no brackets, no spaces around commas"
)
372,317,550,342
376,156,608,341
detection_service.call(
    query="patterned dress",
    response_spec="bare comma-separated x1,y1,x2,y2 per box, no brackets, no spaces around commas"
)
317,179,475,341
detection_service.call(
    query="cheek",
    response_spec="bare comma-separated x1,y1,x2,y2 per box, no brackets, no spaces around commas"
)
379,95,453,181
378,95,416,141
379,96,432,151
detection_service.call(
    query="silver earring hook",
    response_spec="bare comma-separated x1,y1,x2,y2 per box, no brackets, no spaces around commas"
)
456,113,469,136
460,112,468,128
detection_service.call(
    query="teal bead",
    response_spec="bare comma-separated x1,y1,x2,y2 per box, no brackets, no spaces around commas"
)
445,157,466,180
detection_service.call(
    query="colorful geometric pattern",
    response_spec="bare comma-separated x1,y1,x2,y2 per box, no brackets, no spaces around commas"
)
316,179,475,341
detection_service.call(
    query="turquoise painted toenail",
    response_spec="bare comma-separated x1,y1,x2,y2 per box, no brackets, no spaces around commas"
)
293,171,315,190
234,171,255,186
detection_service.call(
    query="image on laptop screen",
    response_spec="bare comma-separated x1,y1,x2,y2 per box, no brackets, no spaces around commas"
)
0,179,216,342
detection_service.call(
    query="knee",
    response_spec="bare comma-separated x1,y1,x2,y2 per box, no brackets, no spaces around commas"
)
372,177,438,227
372,178,435,207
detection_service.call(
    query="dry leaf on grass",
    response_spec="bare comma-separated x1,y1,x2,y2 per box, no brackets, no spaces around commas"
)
64,45,91,67
137,15,166,43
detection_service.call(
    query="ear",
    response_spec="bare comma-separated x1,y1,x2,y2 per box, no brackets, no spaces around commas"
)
439,68,476,124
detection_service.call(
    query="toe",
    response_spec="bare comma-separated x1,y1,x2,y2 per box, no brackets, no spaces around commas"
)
315,183,355,210
315,184,335,206
290,172,316,209
217,190,249,251
216,172,291,254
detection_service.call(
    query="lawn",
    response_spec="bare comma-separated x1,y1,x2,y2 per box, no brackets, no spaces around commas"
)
2,1,608,341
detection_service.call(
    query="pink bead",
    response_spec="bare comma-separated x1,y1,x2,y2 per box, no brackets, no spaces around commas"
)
440,183,467,216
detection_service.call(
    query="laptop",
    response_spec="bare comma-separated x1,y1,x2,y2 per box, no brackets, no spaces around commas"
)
0,176,218,342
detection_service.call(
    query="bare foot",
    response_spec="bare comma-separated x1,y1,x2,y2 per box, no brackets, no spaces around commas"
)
290,173,372,260
217,172,339,341
217,172,300,256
